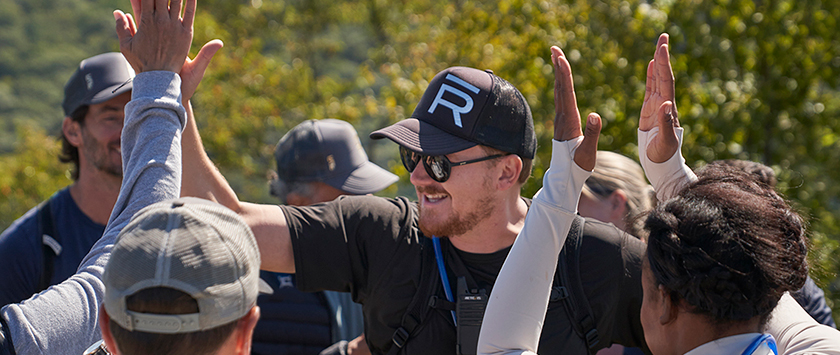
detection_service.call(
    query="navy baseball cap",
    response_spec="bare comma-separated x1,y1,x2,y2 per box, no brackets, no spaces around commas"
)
62,52,135,117
370,67,536,159
275,119,399,195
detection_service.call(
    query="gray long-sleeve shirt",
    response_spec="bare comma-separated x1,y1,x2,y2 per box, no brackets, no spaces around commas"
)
1,71,185,355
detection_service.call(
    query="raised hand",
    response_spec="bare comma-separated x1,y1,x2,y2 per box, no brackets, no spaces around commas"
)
115,0,223,101
179,40,223,101
114,0,196,74
551,46,602,171
640,33,680,163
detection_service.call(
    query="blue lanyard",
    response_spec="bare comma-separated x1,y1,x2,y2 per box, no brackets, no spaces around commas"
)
740,334,778,355
432,236,457,326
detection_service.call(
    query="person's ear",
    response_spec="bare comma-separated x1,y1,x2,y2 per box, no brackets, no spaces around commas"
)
495,155,523,190
608,189,628,219
62,117,83,147
99,304,120,355
235,306,261,355
658,285,678,325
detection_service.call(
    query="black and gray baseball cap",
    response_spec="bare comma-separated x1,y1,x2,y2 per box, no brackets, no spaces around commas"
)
370,67,536,159
62,52,135,117
103,198,270,334
275,119,399,195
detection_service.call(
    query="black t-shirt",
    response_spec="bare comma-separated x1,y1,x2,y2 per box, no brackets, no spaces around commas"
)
283,195,648,355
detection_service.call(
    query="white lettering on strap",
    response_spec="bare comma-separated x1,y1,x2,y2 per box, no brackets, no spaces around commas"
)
428,74,481,127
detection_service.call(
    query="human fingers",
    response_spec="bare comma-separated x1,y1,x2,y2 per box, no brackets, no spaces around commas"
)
639,59,658,131
114,10,142,73
551,46,582,142
643,59,654,103
126,12,137,36
652,33,668,95
192,40,223,73
181,40,224,101
154,0,168,17
183,0,197,29
656,44,676,105
129,0,141,24
648,101,679,163
114,10,133,50
656,33,669,49
170,0,182,21
574,113,602,171
114,10,131,41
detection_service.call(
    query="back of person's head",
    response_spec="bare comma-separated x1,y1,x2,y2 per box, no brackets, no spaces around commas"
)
270,119,398,205
102,198,265,355
582,151,656,238
59,52,134,180
107,287,240,355
644,165,808,328
700,159,777,188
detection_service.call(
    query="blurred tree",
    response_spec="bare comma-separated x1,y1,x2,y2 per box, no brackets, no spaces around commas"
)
0,125,71,228
0,0,126,153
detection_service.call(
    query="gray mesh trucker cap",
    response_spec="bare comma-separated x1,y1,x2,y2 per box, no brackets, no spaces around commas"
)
62,52,135,117
370,67,536,158
275,119,399,195
103,197,267,334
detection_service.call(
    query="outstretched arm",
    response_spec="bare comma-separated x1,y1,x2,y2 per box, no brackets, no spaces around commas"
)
637,33,697,202
0,1,204,353
176,46,295,275
477,46,601,355
117,0,297,273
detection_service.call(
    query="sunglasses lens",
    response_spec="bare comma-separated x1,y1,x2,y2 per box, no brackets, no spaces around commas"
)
400,147,419,172
425,155,450,182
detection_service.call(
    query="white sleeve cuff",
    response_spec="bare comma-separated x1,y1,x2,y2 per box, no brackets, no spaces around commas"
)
637,127,697,202
535,137,590,214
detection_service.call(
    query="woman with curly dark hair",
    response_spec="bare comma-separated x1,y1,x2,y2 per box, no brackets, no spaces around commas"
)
640,165,807,355
636,33,839,354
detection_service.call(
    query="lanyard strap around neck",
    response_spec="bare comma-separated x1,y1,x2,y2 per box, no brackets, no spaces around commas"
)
740,334,778,355
432,236,457,326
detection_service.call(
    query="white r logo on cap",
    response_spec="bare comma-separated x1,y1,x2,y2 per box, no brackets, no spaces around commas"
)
85,73,94,90
428,74,480,127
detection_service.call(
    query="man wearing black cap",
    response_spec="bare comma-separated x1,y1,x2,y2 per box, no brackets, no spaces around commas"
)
179,65,649,353
0,52,134,306
269,118,398,206
256,118,397,355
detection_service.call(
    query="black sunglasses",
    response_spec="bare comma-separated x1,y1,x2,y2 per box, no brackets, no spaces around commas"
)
400,146,508,183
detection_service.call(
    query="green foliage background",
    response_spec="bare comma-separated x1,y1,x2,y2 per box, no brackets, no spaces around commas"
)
1,0,838,323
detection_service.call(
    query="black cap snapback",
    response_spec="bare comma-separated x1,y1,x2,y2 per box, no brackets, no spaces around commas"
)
62,52,135,117
275,119,399,195
371,67,536,159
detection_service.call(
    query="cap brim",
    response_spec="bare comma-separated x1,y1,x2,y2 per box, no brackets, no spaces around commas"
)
87,81,134,106
323,161,399,195
370,118,477,156
258,278,274,295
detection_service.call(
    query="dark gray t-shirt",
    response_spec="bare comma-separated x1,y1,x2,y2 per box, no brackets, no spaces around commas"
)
283,195,649,355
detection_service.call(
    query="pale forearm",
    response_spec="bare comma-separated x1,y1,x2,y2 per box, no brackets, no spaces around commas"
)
240,202,296,273
180,101,241,211
478,138,589,355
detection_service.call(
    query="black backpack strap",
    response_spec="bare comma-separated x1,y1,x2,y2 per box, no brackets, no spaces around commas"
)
36,197,61,292
551,215,599,353
387,239,440,355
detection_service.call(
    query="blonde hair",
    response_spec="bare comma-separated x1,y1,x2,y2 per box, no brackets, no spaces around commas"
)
582,151,656,239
